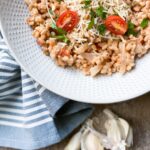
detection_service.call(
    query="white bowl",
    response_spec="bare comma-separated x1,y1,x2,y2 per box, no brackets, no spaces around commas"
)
0,0,150,103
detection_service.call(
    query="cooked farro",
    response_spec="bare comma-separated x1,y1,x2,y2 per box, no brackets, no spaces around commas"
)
25,0,150,76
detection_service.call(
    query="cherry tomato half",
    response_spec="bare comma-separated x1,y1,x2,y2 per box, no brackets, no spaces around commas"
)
104,15,128,35
56,10,79,32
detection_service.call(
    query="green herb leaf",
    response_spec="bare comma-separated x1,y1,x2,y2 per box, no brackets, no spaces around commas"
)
96,6,106,19
57,28,66,34
87,9,96,29
88,17,95,29
140,18,149,29
90,9,96,18
97,24,106,35
50,23,69,43
50,23,66,34
52,35,69,43
84,0,91,8
126,21,138,36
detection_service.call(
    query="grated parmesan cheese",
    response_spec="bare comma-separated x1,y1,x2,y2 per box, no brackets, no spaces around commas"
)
64,0,130,45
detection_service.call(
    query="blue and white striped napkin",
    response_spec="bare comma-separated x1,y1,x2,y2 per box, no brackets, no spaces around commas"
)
0,33,93,149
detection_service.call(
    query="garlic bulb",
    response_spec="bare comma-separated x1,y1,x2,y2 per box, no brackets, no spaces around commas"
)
118,118,130,140
64,109,133,150
64,131,82,150
105,119,122,143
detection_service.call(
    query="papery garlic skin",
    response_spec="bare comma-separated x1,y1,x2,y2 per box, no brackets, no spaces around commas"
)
64,131,82,150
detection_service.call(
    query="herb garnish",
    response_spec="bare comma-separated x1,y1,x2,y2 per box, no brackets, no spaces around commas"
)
126,21,138,36
52,35,69,43
88,6,107,30
140,18,149,29
88,9,96,29
88,17,95,29
51,23,66,34
90,9,96,18
96,6,107,19
84,0,91,8
97,24,106,35
51,23,69,43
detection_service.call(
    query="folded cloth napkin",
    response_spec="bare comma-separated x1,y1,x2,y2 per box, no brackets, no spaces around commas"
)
0,34,93,149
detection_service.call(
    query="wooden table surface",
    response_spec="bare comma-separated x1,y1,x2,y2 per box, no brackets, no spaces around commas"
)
1,92,150,150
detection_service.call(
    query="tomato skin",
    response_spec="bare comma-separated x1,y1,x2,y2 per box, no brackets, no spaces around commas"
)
104,15,128,35
56,10,79,32
58,49,70,57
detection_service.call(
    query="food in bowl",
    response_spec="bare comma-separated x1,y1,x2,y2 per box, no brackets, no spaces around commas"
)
25,0,150,76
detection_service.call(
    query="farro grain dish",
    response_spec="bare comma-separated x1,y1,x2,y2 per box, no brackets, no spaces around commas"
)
25,0,150,76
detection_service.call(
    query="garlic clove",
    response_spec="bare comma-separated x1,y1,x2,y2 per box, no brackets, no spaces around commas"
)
65,109,133,150
103,109,118,120
64,131,82,150
118,118,130,140
81,129,89,150
85,132,104,150
104,109,122,143
81,129,104,150
105,119,122,143
126,126,133,147
103,109,133,150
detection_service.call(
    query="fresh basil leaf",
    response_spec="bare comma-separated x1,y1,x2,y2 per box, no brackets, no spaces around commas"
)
140,18,149,29
88,17,94,29
96,6,106,19
97,24,106,35
126,21,138,36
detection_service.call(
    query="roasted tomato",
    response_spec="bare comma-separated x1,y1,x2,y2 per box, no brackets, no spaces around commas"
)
56,10,79,32
104,15,128,35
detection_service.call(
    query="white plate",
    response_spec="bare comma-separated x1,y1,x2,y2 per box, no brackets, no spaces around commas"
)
0,0,150,103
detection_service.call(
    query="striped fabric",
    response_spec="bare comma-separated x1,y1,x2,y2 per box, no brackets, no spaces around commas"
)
0,34,93,149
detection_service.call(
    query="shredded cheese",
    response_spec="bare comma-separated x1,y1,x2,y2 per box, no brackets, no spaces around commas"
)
45,0,56,23
45,0,130,44
63,0,130,45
